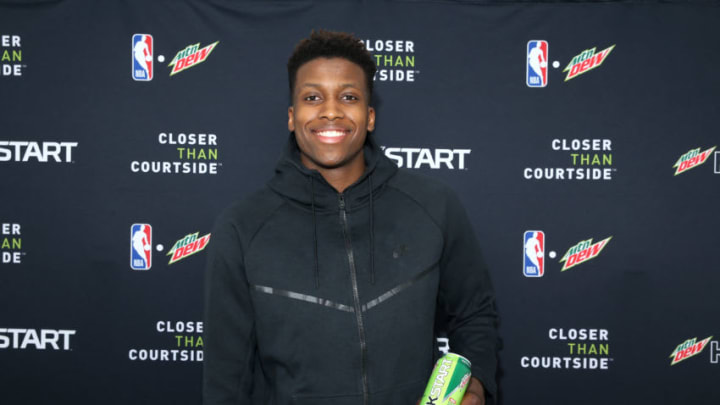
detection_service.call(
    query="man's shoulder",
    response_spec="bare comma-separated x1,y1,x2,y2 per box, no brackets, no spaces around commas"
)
387,168,458,205
385,169,465,226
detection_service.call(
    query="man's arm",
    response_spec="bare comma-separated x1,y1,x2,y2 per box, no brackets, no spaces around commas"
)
203,213,256,405
436,191,499,404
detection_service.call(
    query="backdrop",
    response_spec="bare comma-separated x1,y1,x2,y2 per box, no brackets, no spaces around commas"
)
1,0,719,404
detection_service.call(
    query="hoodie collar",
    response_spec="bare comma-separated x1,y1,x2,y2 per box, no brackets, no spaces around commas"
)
268,134,398,212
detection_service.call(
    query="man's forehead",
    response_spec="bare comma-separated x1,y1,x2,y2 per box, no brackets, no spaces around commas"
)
298,57,362,74
292,57,370,100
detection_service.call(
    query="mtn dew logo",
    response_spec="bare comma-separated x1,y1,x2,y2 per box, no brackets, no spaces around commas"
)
564,45,615,81
167,232,211,264
559,236,611,271
169,41,218,76
670,336,712,365
673,146,716,175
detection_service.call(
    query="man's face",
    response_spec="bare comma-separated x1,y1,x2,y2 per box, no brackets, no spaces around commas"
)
288,57,375,171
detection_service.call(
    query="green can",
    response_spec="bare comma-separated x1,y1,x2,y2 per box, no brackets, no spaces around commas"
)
420,352,472,405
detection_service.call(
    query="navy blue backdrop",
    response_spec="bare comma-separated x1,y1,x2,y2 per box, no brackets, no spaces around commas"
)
1,0,719,404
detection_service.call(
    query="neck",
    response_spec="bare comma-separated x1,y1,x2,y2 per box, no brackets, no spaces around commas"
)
300,153,365,194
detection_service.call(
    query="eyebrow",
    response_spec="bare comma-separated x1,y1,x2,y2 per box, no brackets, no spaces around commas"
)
300,83,360,90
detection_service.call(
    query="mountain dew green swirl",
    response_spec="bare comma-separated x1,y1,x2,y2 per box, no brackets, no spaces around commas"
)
420,353,472,405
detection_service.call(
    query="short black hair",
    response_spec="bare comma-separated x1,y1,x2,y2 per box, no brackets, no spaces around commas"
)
287,29,376,102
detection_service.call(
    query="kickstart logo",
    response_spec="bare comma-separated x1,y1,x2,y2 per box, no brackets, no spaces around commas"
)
382,146,470,170
129,321,203,362
521,327,612,370
1,34,24,77
0,328,76,350
673,146,716,176
559,236,612,271
437,337,450,355
670,336,712,365
167,232,211,264
130,132,221,175
0,141,78,163
362,38,417,82
1,222,23,265
524,138,615,181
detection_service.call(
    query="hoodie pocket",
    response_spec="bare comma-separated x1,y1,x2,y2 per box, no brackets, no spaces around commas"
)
371,378,427,405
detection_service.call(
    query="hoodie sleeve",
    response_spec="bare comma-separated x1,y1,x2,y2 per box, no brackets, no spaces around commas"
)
436,191,499,403
203,211,256,405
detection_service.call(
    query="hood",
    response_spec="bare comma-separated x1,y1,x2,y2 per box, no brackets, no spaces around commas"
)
268,134,398,212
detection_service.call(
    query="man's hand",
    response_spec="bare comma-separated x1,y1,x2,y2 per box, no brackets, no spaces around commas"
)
416,376,485,405
460,377,485,405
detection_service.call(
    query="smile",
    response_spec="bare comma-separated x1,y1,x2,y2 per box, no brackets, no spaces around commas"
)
317,130,345,137
312,129,351,143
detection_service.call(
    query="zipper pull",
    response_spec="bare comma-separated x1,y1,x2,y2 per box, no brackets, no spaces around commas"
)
338,194,345,210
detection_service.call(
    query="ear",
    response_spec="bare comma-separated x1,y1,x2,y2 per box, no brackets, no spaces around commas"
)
288,106,295,132
366,106,375,132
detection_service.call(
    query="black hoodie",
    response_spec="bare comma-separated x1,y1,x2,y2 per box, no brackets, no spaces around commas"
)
203,136,498,405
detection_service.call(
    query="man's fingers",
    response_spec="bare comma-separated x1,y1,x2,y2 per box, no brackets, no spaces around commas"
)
460,391,485,405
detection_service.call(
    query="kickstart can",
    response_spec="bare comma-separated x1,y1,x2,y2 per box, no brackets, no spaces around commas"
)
420,352,472,405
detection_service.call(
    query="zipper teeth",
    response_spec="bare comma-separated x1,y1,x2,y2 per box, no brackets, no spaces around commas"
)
339,195,370,405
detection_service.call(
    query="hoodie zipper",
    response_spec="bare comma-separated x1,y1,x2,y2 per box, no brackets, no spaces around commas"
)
338,194,370,405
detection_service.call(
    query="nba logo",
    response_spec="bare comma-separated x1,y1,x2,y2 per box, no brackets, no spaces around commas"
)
527,40,548,87
131,224,152,270
132,34,153,81
524,230,544,277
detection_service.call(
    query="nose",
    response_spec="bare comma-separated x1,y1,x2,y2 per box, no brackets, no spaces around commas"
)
320,98,343,120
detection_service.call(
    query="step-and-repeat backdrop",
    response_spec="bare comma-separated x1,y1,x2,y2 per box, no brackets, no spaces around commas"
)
2,0,719,404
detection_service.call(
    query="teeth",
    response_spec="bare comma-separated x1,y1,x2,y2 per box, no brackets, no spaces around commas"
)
317,130,345,138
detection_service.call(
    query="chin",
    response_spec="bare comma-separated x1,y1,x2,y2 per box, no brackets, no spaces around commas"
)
314,157,347,169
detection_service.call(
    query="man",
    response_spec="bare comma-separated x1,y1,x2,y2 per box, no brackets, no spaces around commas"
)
203,30,498,405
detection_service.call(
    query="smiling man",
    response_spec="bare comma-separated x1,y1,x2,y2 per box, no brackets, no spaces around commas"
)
203,30,498,405
289,55,375,192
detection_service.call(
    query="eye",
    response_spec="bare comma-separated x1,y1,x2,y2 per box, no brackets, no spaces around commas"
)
303,94,321,102
342,94,359,102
